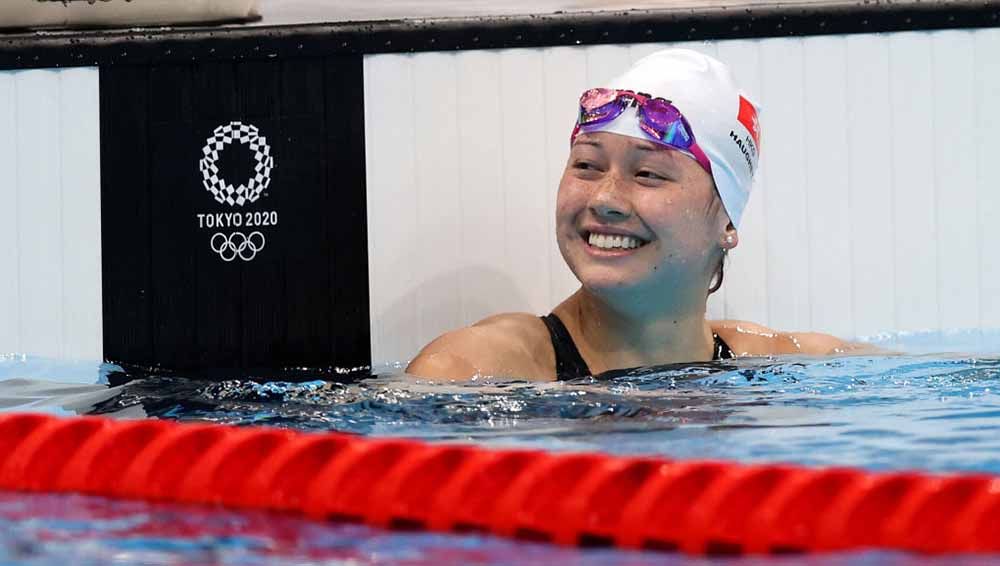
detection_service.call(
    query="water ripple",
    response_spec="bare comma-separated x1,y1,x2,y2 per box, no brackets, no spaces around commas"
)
40,353,999,474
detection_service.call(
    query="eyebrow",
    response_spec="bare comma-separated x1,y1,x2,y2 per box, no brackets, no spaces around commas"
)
574,138,602,148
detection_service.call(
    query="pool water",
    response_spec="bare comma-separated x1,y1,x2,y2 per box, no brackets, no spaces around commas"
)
0,492,978,566
3,329,1000,564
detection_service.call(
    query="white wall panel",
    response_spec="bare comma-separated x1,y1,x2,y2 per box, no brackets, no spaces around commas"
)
364,54,420,361
757,38,811,332
0,74,19,355
498,50,552,318
413,53,463,346
455,51,515,324
803,37,853,338
365,30,998,363
59,68,102,361
976,30,1000,330
585,45,631,86
16,70,64,359
846,34,895,338
889,34,940,333
933,31,980,331
0,68,101,361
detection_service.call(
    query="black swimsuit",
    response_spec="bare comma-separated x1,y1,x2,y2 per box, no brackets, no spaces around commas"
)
540,313,734,381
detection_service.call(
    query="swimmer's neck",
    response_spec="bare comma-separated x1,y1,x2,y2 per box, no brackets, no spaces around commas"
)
554,288,715,372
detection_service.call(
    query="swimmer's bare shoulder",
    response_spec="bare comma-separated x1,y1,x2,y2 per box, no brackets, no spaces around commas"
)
406,313,553,381
711,320,888,356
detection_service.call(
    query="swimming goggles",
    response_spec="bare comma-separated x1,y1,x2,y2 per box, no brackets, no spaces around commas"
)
571,88,713,175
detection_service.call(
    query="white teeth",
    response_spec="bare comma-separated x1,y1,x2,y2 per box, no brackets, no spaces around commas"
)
587,232,643,250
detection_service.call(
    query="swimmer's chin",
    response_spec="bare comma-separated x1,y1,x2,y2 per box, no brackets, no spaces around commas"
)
576,275,649,297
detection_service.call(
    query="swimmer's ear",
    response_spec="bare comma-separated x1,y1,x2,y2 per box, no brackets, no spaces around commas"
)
720,223,738,250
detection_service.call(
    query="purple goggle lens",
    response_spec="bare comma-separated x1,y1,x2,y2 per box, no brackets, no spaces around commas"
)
573,88,711,174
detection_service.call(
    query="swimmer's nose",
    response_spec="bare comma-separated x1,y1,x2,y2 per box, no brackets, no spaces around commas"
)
592,202,630,218
589,178,632,219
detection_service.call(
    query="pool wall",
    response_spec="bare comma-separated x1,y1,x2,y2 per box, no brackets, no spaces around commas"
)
1,2,999,372
0,68,102,362
363,31,1000,363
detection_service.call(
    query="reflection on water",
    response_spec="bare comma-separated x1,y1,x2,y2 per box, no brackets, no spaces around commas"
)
4,491,986,566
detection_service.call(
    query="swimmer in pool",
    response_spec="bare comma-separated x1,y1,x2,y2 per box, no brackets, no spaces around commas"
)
408,49,872,381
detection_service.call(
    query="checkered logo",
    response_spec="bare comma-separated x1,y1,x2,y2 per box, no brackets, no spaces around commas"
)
198,121,274,206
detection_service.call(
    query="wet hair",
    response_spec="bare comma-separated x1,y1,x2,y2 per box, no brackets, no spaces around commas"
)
708,252,726,295
704,180,728,296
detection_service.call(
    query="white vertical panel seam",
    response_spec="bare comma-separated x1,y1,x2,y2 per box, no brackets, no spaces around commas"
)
453,54,468,325
974,34,984,331
845,38,856,336
57,71,67,358
14,72,24,353
960,30,981,334
539,50,555,310
755,40,770,328
409,55,422,352
965,30,982,332
971,31,982,333
498,53,510,284
11,72,22,354
95,68,103,360
799,41,812,330
845,37,861,338
886,38,900,333
839,39,856,339
363,56,380,362
929,36,942,332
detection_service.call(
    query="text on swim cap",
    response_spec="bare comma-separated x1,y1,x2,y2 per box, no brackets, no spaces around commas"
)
729,130,757,175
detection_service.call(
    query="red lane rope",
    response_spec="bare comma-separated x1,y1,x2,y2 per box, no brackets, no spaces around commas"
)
1,413,998,555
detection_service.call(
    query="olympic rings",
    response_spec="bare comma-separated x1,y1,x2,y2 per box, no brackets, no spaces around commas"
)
199,121,274,207
210,231,266,262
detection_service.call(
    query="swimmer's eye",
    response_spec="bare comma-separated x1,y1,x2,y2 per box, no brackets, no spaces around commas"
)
571,160,604,177
636,170,668,181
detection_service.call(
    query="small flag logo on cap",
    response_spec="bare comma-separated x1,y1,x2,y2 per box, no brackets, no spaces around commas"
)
737,95,760,149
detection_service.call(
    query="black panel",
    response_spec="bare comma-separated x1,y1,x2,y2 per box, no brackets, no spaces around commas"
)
192,61,244,369
100,56,370,380
148,63,197,367
100,65,153,366
281,59,331,369
2,2,1000,69
326,57,370,373
238,59,285,371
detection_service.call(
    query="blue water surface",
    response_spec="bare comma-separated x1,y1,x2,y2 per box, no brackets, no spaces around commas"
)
2,329,1000,564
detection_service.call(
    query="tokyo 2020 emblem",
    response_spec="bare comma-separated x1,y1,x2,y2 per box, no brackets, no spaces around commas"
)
199,121,273,206
196,121,278,263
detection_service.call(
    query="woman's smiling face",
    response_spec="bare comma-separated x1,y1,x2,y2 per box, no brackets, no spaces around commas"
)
556,131,733,298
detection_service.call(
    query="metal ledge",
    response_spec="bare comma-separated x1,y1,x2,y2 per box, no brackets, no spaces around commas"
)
0,1,998,69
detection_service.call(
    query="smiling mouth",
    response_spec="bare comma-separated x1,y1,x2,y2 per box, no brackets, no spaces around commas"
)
584,231,650,251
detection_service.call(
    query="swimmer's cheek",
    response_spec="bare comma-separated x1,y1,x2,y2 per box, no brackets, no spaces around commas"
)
406,351,481,381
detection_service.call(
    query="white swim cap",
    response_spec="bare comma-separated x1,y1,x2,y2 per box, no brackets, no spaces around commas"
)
579,48,761,229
